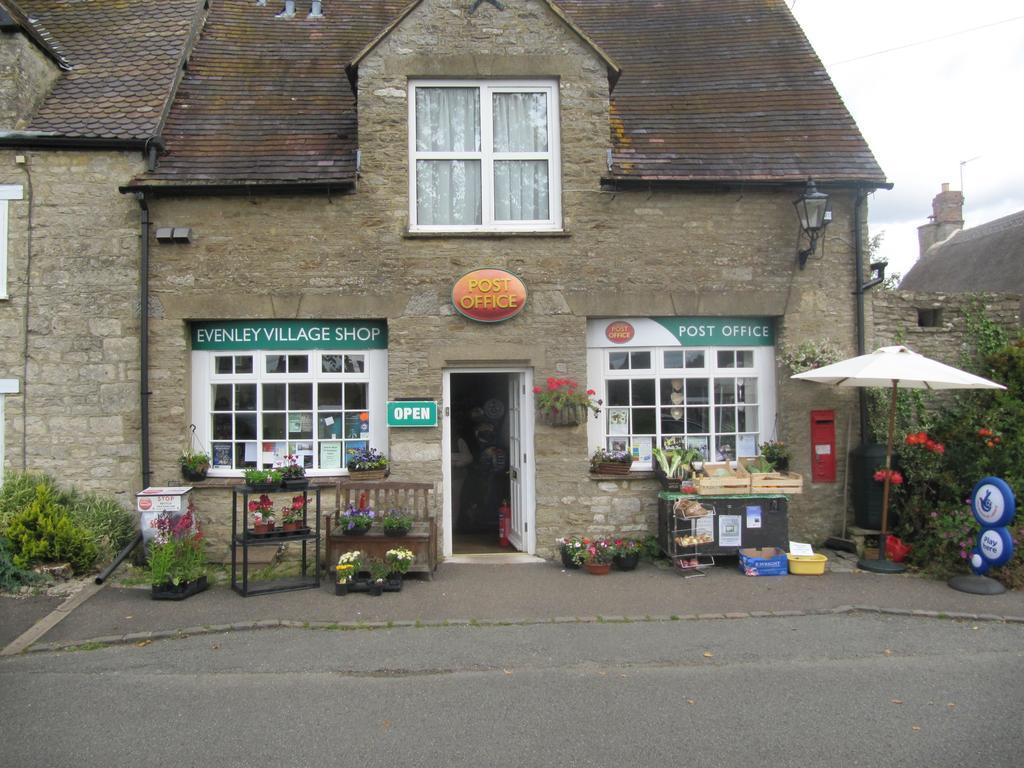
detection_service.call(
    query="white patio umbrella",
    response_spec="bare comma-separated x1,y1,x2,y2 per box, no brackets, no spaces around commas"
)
792,345,1005,573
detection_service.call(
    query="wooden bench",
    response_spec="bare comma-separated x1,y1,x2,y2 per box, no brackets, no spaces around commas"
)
323,480,438,579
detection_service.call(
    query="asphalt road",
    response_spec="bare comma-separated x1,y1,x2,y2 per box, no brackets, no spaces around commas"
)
2,614,1022,767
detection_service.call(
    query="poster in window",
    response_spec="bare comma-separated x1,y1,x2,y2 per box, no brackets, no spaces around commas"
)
288,412,313,436
345,441,368,465
631,437,652,464
320,442,342,470
662,436,685,451
737,434,757,458
609,438,628,454
608,408,629,435
344,414,362,439
212,444,232,468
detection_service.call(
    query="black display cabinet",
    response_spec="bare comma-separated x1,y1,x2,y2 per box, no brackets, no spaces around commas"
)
231,485,321,596
658,491,789,556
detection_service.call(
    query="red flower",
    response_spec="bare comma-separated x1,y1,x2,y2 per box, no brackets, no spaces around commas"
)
546,377,557,390
532,386,542,394
586,389,596,396
978,428,992,437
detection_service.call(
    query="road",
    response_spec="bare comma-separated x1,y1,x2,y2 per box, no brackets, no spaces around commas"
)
2,613,1022,767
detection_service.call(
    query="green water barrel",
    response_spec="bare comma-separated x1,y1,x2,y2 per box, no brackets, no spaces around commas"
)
851,443,888,530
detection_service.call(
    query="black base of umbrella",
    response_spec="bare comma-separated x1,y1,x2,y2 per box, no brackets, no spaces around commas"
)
857,557,907,574
948,574,1006,595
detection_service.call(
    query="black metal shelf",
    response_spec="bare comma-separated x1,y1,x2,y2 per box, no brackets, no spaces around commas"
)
231,486,321,597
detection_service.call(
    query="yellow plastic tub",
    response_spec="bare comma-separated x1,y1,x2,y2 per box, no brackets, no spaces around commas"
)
787,553,828,575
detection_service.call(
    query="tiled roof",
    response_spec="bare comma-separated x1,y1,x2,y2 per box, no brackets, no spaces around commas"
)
129,0,884,187
0,0,71,69
140,0,408,186
556,0,886,184
22,0,198,141
899,211,1024,294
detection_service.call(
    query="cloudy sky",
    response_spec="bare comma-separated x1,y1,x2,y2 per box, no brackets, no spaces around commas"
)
790,1,1024,279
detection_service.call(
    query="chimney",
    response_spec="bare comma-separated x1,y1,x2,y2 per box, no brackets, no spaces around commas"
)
917,182,964,258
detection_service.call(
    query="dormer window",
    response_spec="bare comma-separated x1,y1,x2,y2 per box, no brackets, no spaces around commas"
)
408,79,561,232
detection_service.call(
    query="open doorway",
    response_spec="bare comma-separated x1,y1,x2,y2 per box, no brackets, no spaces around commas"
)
449,372,512,554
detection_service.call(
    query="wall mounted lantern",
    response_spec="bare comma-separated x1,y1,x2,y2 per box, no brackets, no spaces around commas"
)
794,179,831,269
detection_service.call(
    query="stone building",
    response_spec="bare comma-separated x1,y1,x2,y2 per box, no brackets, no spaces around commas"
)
0,0,888,559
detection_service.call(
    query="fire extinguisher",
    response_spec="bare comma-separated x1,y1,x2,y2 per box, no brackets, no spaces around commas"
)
498,499,510,547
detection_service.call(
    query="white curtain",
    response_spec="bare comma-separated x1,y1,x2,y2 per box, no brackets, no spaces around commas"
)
416,88,481,225
493,92,549,221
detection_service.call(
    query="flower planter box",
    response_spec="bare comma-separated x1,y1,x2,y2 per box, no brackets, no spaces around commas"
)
152,575,209,601
347,469,388,481
282,478,310,490
592,462,632,476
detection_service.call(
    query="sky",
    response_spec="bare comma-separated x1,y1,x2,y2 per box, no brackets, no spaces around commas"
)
790,1,1024,280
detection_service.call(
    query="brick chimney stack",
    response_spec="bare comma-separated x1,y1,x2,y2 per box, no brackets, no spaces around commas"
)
917,182,964,257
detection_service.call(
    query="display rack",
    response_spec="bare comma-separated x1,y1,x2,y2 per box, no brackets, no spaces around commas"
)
231,485,321,597
669,500,716,578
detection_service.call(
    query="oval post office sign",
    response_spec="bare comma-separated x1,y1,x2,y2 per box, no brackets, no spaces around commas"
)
452,268,527,323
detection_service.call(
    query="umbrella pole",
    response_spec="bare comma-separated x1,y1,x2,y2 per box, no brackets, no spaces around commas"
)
858,380,907,573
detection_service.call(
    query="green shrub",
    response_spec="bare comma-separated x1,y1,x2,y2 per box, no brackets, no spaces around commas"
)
6,485,98,573
0,471,63,535
64,491,137,563
0,537,49,591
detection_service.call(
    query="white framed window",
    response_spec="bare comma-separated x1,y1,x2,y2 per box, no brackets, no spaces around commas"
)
586,345,776,470
0,185,24,300
408,79,561,232
0,378,18,484
190,349,387,476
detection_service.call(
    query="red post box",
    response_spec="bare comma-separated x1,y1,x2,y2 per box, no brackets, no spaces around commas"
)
810,410,836,483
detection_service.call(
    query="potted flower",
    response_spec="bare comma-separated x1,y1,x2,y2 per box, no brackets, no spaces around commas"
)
335,550,363,595
347,447,389,480
384,547,415,591
244,467,282,492
248,494,275,534
556,535,588,569
612,538,642,571
280,494,305,533
278,454,308,490
758,441,791,472
534,376,603,426
179,449,210,482
589,447,634,475
148,501,208,600
367,558,390,596
583,538,615,575
340,502,375,534
380,509,413,537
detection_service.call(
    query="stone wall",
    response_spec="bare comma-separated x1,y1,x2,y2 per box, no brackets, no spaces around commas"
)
870,290,1022,366
0,33,60,130
134,0,866,555
0,149,144,505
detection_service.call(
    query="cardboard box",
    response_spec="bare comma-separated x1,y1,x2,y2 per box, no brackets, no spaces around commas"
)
738,546,788,576
136,487,192,513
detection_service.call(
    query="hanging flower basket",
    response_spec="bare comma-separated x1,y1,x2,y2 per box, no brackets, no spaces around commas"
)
538,405,586,427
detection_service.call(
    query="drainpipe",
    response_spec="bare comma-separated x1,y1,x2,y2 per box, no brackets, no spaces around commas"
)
136,191,152,489
853,190,868,444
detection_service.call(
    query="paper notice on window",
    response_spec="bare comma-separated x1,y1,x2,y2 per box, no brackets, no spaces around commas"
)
320,442,341,470
632,437,652,464
608,408,629,435
789,541,814,556
719,515,742,547
243,442,258,462
694,516,714,541
737,434,757,457
746,505,762,528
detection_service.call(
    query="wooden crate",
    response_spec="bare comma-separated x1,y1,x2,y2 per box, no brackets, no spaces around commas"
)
696,462,750,495
737,458,803,494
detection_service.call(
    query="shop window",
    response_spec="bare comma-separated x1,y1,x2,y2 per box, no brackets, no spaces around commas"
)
0,185,24,300
589,345,774,468
192,349,386,475
408,80,561,232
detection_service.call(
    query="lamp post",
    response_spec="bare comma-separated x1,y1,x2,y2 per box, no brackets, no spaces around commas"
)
794,179,831,269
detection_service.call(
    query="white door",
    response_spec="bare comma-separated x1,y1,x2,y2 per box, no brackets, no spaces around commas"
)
507,374,525,551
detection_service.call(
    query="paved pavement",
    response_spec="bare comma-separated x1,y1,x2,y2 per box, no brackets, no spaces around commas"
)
4,550,1023,654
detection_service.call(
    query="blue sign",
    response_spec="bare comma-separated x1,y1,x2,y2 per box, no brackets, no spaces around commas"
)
969,476,1016,575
